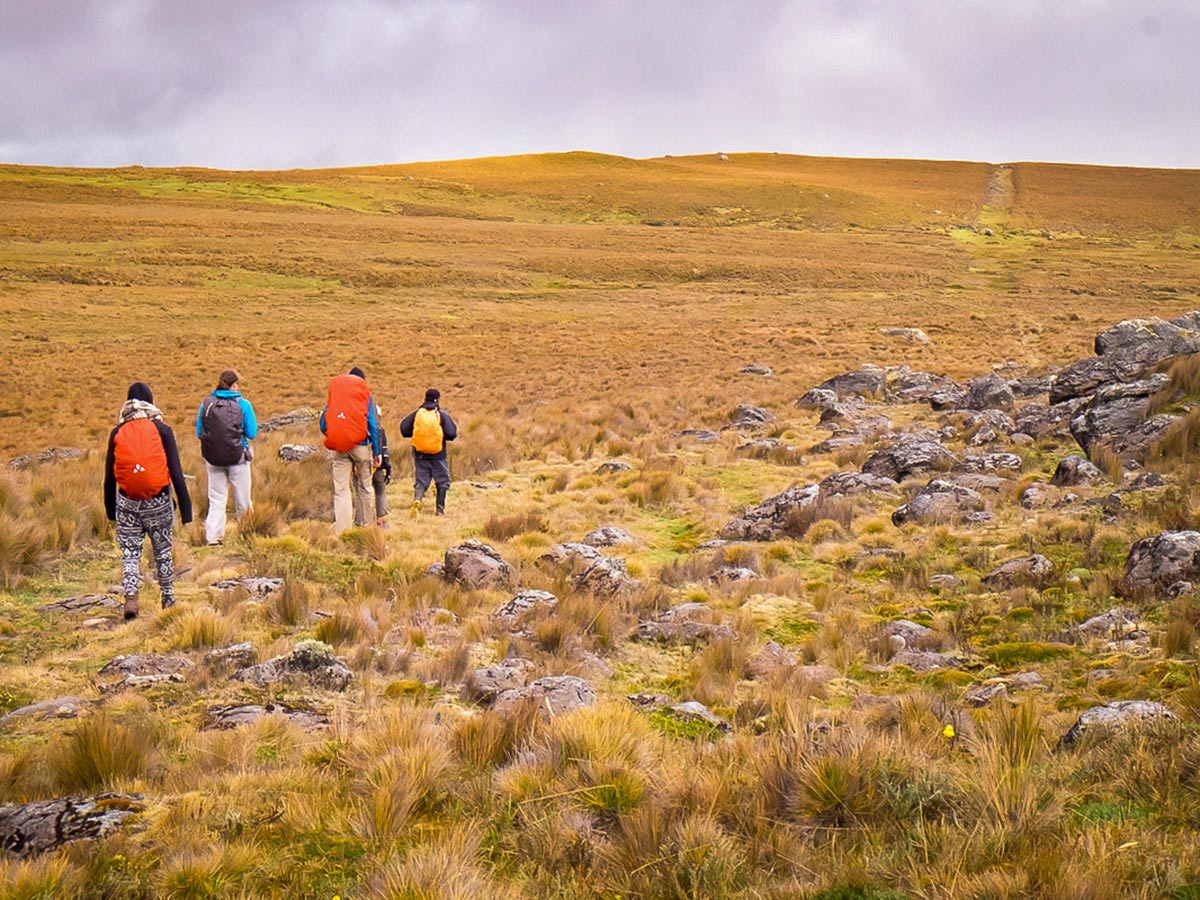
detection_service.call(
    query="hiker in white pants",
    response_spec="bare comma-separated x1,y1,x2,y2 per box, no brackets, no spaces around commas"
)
196,369,258,545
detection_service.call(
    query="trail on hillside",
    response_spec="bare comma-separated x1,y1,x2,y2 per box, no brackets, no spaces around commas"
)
980,164,1014,228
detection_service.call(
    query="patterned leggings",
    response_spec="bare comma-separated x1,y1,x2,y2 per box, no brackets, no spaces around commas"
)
115,491,175,604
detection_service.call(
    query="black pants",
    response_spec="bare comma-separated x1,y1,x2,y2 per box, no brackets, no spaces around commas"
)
413,454,450,512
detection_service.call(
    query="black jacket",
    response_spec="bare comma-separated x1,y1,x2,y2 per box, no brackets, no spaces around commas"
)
104,419,193,524
399,403,458,461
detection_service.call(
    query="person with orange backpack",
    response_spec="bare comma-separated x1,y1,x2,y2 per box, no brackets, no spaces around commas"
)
103,382,193,620
399,388,458,516
320,366,381,534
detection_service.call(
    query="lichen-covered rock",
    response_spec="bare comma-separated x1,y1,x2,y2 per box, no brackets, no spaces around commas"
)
0,696,87,725
815,365,888,398
633,604,735,645
492,675,597,717
258,407,320,432
38,594,121,614
7,447,84,470
961,373,1015,411
1059,700,1177,747
724,403,775,431
890,650,963,672
574,556,639,597
234,640,353,691
676,429,722,444
818,471,899,497
929,573,964,590
0,794,145,856
862,433,955,482
204,703,329,731
740,362,774,376
493,590,558,626
278,444,319,462
462,657,537,704
1075,607,1140,640
746,641,795,679
99,654,193,678
983,554,1054,589
444,540,515,591
709,566,760,585
1052,455,1105,486
719,483,819,541
203,642,257,670
1068,374,1173,460
963,682,1010,707
955,452,1022,475
538,542,605,573
1122,531,1200,595
595,460,633,473
879,327,930,345
892,479,984,526
582,526,635,547
889,367,964,404
883,619,937,651
210,576,284,599
1012,401,1079,439
659,701,732,734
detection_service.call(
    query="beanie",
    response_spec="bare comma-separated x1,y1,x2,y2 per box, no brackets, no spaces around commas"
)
126,382,154,404
349,367,366,379
424,388,440,404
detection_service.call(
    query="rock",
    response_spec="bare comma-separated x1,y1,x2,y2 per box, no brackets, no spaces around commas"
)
1013,401,1079,439
99,654,193,678
740,362,774,376
964,409,1017,436
234,640,354,691
38,593,121,614
539,543,606,572
462,657,537,704
795,664,841,689
719,483,819,541
1008,374,1055,397
466,480,504,490
204,642,257,670
1075,607,1140,640
583,526,635,547
955,452,1023,475
1068,374,1172,460
963,682,1010,707
746,641,795,680
1052,455,1105,486
892,479,984,526
890,650,963,672
1059,700,1177,747
889,368,964,405
929,385,969,411
1167,580,1196,598
815,365,888,398
818,471,900,497
492,675,597,717
204,703,330,731
257,407,320,432
862,433,955,482
574,556,639,597
961,373,1015,411
1130,471,1167,490
278,444,319,462
595,460,633,474
0,696,87,725
879,327,930,344
1020,483,1050,509
661,701,732,734
627,692,673,710
0,794,145,856
210,576,285,599
929,574,963,590
493,590,558,626
709,566,761,584
1050,311,1200,403
1009,671,1044,690
1122,531,1200,595
735,438,785,458
444,540,515,591
883,619,936,651
676,429,721,444
633,604,735,645
724,403,775,432
982,554,1054,589
809,434,865,454
7,447,84,470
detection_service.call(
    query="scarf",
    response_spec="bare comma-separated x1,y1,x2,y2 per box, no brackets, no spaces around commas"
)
118,398,164,425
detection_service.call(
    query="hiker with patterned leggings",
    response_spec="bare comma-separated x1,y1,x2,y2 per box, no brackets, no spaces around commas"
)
103,382,193,619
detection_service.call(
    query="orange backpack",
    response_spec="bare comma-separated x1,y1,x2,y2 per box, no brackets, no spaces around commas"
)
324,374,371,452
411,407,444,454
113,418,170,499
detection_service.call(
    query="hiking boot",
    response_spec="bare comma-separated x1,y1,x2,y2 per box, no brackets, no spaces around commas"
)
123,593,139,620
161,597,175,611
410,500,420,518
436,507,445,516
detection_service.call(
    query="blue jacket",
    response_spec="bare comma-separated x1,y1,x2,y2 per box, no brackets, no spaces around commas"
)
196,390,258,449
319,394,380,456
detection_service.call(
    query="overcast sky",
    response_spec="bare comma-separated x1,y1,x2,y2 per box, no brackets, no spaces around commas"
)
2,0,1197,170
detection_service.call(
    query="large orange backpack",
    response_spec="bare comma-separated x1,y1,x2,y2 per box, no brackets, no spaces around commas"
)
411,407,444,454
324,374,370,452
113,418,170,499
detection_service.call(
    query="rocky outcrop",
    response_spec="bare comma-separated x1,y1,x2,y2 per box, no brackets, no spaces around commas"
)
444,541,515,591
1059,700,1177,747
205,703,329,731
862,433,955,482
258,407,320,432
633,603,735,645
954,452,1022,475
234,640,353,691
583,526,635,547
1122,531,1200,595
961,373,1015,411
575,556,639,596
818,471,900,497
99,654,193,688
204,642,257,671
1012,401,1078,439
724,404,775,431
0,696,87,725
892,479,984,526
462,657,537,704
719,484,818,541
0,794,145,856
815,365,887,398
1068,374,1173,460
7,447,83,470
983,555,1054,589
492,590,558,627
492,675,596,717
1052,455,1105,486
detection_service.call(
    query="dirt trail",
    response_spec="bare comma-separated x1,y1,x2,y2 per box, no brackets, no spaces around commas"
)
982,164,1014,222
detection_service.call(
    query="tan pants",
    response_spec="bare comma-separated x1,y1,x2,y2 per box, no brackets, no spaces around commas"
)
332,443,374,533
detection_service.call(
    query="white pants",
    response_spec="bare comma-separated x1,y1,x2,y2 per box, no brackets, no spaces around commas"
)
205,461,252,543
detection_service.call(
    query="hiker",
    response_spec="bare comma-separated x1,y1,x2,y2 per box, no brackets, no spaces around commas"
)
103,382,193,619
350,396,393,528
320,366,381,534
195,368,257,546
399,388,458,516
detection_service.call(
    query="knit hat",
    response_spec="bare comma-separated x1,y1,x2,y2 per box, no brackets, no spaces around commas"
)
349,367,366,379
126,382,154,404
424,388,440,404
218,369,240,390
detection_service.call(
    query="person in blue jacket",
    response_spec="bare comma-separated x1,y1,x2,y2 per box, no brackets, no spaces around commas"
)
195,369,257,545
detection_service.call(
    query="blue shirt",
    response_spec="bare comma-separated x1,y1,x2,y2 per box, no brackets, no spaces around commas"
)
196,390,258,448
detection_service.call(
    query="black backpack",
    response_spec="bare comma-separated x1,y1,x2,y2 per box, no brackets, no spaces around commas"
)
200,396,245,466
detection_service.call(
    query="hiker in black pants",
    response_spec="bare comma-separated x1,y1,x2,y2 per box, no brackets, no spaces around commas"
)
399,388,458,516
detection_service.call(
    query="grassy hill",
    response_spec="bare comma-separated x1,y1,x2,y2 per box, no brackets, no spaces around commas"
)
2,152,1200,899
